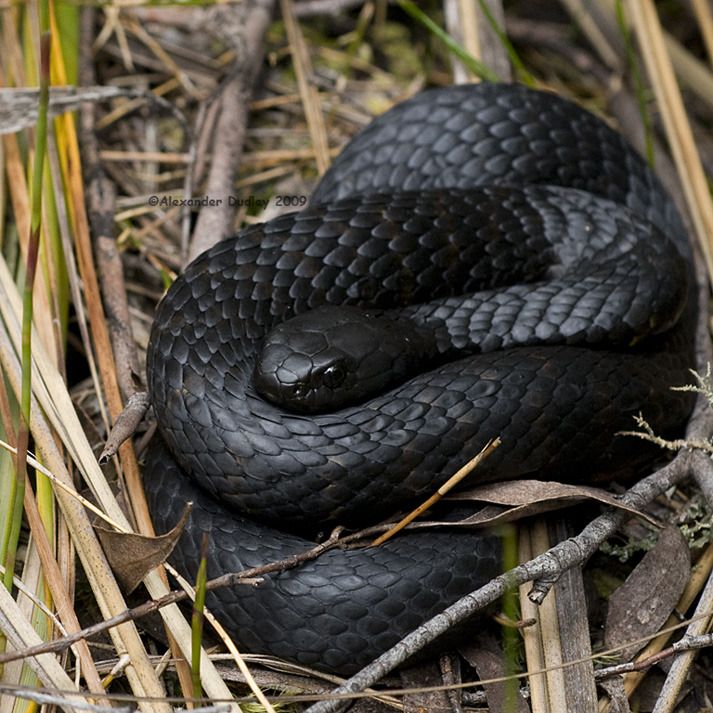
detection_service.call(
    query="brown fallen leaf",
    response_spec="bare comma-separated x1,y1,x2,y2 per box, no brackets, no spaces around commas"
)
400,662,454,713
406,479,657,529
95,504,191,594
460,634,531,713
597,676,632,713
604,525,690,661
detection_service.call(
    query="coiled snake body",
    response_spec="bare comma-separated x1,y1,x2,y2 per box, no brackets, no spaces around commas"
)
144,84,696,674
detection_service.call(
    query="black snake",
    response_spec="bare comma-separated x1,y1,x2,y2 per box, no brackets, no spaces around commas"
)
143,83,696,674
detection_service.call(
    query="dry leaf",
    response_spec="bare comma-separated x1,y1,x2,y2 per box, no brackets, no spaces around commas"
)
95,504,191,594
410,479,656,529
400,662,454,713
460,634,531,713
597,676,632,713
604,525,690,661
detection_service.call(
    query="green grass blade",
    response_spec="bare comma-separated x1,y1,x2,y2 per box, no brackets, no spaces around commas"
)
191,533,209,702
500,524,521,713
395,0,501,82
3,1,51,593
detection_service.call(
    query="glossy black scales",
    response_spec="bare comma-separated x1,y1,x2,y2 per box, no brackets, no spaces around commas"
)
144,83,696,674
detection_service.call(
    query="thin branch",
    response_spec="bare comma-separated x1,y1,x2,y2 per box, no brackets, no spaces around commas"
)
595,632,713,680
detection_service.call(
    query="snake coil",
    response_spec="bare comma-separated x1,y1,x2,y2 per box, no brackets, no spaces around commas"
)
144,83,696,674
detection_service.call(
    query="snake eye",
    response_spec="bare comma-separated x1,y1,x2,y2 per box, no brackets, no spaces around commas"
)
323,363,347,388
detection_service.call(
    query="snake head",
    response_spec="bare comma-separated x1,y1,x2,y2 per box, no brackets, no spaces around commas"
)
253,305,438,414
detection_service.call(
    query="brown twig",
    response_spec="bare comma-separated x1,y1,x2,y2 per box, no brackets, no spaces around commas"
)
82,125,141,403
596,632,713,681
98,392,150,464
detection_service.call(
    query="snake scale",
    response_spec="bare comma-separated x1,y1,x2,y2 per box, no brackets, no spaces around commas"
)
143,83,696,674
